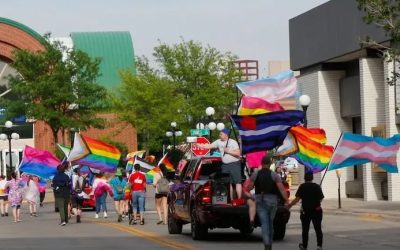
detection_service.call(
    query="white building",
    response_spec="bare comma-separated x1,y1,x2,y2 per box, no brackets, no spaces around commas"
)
289,0,400,201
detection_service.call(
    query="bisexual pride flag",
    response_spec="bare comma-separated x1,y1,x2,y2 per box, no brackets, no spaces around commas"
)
19,146,61,180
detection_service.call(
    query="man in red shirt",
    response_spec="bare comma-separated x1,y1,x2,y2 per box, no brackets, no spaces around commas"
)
128,164,146,225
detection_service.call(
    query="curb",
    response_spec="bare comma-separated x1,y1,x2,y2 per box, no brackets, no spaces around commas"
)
291,207,400,222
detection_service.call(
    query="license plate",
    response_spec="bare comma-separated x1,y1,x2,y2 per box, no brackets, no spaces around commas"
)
212,195,227,204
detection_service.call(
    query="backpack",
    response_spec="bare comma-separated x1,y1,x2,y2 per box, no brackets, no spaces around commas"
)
156,175,170,195
116,179,124,194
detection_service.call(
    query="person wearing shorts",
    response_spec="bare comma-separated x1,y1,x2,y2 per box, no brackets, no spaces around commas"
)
0,175,9,217
129,164,146,225
196,128,242,199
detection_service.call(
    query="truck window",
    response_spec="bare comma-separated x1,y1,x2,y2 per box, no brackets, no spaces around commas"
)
183,160,197,181
196,160,222,180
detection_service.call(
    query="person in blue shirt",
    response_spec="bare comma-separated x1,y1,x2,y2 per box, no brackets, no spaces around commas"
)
109,168,127,222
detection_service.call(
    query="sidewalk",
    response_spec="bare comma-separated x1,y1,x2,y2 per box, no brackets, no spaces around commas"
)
289,186,400,222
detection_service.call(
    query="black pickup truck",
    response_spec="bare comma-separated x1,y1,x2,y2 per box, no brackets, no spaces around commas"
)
167,156,290,240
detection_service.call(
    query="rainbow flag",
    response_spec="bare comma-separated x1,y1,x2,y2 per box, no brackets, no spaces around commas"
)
158,153,175,171
236,70,297,102
125,150,146,172
238,96,284,115
74,135,121,173
145,167,160,184
19,146,61,180
290,126,334,173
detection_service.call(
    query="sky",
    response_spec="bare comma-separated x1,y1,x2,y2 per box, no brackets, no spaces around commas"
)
1,0,329,76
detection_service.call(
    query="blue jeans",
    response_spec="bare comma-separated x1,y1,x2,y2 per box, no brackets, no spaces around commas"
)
256,195,278,246
96,192,108,214
132,191,145,212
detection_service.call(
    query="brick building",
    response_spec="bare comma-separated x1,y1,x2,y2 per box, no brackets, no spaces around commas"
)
290,0,400,201
0,17,137,175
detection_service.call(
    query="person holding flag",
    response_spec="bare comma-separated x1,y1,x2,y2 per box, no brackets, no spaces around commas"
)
196,128,243,200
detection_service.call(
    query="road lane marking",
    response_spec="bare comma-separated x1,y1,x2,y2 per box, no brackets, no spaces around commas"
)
358,213,383,222
93,221,201,250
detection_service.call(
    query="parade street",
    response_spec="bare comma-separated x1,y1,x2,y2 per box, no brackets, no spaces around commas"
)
0,191,399,250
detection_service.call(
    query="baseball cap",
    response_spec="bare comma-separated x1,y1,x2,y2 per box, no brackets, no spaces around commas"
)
115,168,123,176
221,128,230,135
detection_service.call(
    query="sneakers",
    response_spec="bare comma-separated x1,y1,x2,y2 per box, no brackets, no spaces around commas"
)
61,222,67,226
317,247,322,250
103,212,108,218
76,215,81,223
299,243,307,250
95,213,99,219
117,214,122,222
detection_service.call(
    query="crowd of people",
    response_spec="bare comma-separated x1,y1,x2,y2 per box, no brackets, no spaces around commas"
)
0,129,324,250
199,128,324,250
0,172,45,223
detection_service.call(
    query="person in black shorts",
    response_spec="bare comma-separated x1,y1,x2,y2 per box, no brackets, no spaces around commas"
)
288,172,324,250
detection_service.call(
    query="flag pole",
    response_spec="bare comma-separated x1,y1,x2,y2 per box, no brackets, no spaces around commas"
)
320,132,343,186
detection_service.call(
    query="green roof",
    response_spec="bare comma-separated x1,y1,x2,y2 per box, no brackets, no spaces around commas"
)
0,17,45,44
70,32,136,90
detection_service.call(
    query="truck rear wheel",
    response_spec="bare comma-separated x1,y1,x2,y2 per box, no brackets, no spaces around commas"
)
168,205,182,234
191,209,207,240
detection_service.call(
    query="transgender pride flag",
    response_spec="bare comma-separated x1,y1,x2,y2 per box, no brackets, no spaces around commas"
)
328,132,400,173
236,70,297,102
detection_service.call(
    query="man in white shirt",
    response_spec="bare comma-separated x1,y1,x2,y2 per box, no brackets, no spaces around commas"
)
196,128,242,199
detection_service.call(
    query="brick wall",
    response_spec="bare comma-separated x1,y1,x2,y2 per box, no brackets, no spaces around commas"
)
34,113,137,153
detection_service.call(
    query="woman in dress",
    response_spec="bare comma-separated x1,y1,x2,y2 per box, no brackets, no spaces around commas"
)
6,172,24,222
25,175,40,217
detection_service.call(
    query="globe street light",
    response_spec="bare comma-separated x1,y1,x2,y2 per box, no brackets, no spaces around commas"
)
0,121,20,178
299,94,311,128
166,121,182,150
205,106,225,140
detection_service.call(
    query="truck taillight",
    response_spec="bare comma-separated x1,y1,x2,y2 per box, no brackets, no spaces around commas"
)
201,183,212,204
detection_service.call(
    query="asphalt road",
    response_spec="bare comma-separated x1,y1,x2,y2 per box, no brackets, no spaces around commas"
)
0,194,399,250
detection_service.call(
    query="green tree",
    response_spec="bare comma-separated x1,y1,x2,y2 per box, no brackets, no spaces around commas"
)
115,40,240,153
3,34,108,146
358,0,400,85
153,39,240,123
114,58,185,152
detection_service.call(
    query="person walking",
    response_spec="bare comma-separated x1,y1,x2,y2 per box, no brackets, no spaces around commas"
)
196,128,243,200
153,163,169,225
25,175,40,217
246,155,289,250
53,164,71,226
128,164,146,225
6,172,23,222
38,178,46,207
93,173,112,219
109,168,127,222
71,168,85,223
287,172,324,250
0,175,9,217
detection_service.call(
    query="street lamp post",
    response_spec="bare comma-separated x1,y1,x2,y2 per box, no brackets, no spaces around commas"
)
205,106,225,141
299,94,311,176
0,121,20,178
166,121,182,150
299,94,311,128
